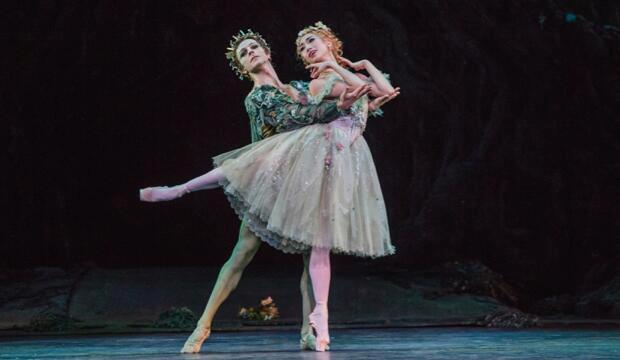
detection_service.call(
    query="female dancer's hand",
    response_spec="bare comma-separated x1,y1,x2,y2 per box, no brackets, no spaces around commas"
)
139,185,189,202
337,84,371,110
306,61,336,79
336,56,368,71
368,87,400,112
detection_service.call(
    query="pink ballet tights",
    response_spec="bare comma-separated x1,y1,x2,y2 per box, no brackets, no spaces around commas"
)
309,247,331,306
308,246,331,351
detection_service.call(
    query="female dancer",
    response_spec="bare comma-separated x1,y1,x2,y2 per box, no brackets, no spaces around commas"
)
140,24,398,351
292,21,399,351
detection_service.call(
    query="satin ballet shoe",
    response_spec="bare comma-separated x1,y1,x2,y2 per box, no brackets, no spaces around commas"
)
139,186,170,202
139,185,189,202
179,326,211,353
308,305,330,352
300,333,330,351
300,333,316,350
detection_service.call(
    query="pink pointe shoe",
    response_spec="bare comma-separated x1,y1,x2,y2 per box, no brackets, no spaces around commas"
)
308,305,330,352
139,185,188,202
180,326,211,353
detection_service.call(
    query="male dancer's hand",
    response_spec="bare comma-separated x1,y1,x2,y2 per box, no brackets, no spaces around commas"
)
337,84,371,111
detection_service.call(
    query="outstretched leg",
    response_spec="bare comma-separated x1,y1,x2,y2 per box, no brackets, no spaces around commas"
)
140,167,225,202
308,246,331,351
180,217,261,353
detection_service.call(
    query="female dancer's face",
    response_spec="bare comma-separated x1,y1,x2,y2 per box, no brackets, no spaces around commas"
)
236,39,270,74
297,33,334,64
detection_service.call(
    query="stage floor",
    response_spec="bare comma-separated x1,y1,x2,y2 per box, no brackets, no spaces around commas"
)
1,327,618,359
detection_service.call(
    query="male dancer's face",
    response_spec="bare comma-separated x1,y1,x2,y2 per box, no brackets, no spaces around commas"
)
236,39,270,75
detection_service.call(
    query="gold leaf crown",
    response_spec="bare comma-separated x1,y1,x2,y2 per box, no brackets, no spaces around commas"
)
225,29,270,80
296,21,343,65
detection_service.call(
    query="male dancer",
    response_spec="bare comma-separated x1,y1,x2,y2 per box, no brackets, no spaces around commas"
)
171,30,371,353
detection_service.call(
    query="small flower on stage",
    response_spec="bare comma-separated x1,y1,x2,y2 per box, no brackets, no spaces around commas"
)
260,296,274,306
238,296,280,321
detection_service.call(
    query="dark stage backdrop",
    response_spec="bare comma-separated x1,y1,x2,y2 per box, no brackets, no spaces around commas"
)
4,1,620,297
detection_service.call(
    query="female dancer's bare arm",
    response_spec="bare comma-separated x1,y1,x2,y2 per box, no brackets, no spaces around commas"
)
306,60,365,99
336,56,395,96
305,60,399,108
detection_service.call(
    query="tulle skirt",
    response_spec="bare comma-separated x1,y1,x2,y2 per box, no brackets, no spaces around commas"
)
213,119,394,258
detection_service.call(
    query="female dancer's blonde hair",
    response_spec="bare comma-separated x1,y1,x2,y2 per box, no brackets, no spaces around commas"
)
296,21,344,66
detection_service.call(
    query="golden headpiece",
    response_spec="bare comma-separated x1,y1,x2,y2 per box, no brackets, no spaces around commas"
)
225,29,270,80
296,21,343,65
